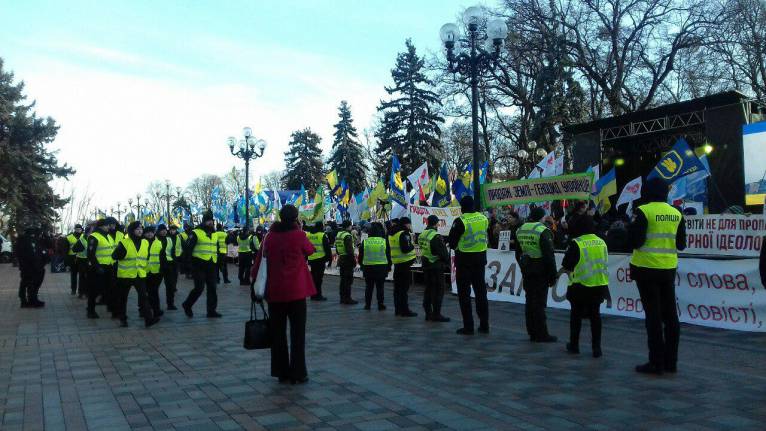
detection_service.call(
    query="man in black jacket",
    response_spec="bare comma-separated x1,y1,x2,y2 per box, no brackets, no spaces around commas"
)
17,226,48,308
420,215,450,322
336,220,358,305
390,217,417,316
158,224,178,310
182,211,221,318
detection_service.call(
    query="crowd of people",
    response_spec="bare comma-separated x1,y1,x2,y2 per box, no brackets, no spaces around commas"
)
11,178,691,383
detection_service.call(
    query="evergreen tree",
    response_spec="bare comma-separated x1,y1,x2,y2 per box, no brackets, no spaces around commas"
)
0,58,73,230
375,39,444,180
282,128,324,192
328,101,367,194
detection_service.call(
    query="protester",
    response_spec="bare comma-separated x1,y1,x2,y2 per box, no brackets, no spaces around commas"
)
629,178,686,375
558,215,609,357
515,207,557,342
358,221,390,310
252,205,316,384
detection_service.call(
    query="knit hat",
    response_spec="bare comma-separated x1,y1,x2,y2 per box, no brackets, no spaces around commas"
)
399,217,412,225
156,224,168,232
202,211,214,222
426,215,439,227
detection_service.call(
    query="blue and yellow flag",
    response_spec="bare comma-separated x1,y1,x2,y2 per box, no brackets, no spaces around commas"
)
326,170,340,196
647,138,706,184
431,163,451,207
390,155,407,207
593,168,617,214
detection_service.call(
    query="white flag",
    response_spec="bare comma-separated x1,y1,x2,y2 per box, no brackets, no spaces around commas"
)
617,176,643,209
537,151,558,177
407,162,429,197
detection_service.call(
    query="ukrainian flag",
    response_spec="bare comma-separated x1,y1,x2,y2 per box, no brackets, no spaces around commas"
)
593,168,617,214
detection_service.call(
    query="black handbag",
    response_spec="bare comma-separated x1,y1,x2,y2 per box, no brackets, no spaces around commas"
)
244,300,272,350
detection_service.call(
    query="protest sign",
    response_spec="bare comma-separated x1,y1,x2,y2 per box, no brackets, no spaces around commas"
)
482,173,594,208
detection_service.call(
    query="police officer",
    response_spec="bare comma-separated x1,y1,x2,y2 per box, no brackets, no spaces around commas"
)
359,222,391,310
389,217,416,316
515,207,557,342
65,224,84,295
306,221,331,301
144,225,164,317
87,217,117,319
179,223,192,279
160,224,178,310
72,224,90,298
182,211,222,318
106,221,124,314
237,227,255,285
336,220,358,305
112,221,159,328
214,224,231,284
629,178,686,375
17,225,48,308
448,196,489,334
420,215,450,322
558,215,609,357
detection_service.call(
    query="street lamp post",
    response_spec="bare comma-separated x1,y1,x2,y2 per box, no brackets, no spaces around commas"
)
158,180,178,222
228,127,267,229
128,195,142,221
441,6,508,210
517,141,549,177
115,202,123,223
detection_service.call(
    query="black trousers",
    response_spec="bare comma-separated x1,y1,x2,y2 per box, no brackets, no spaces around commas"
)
309,260,326,298
163,262,178,307
19,269,44,303
116,277,152,323
523,274,551,340
88,265,113,314
268,299,308,380
338,258,354,301
145,273,163,315
67,256,79,293
363,265,387,307
184,261,218,314
423,264,446,318
217,253,229,282
393,260,414,314
455,253,488,330
104,265,119,312
238,252,252,284
633,266,680,369
567,286,606,349
76,258,88,296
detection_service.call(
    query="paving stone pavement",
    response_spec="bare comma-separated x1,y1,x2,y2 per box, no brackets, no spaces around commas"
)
1,263,765,430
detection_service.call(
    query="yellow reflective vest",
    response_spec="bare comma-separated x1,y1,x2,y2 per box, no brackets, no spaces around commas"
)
192,228,217,263
306,232,326,261
457,213,488,252
631,202,682,269
570,234,609,287
116,238,149,279
91,232,115,265
389,231,416,264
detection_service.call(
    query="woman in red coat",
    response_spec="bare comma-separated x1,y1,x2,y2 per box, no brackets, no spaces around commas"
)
252,204,316,384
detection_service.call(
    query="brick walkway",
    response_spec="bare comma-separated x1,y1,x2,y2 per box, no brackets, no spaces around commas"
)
0,263,765,430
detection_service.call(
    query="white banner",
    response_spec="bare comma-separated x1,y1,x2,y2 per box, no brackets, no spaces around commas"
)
451,249,765,332
684,214,765,257
409,205,462,235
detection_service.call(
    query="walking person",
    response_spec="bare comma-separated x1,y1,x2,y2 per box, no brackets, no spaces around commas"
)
65,224,85,295
181,211,222,318
558,215,609,357
251,205,316,384
214,224,231,284
420,215,450,322
17,225,48,308
448,196,489,334
86,217,117,319
160,224,179,310
629,179,686,375
336,220,358,305
237,227,255,286
144,226,164,317
111,221,159,328
515,207,557,342
359,222,390,311
71,225,89,298
305,221,331,301
389,217,416,317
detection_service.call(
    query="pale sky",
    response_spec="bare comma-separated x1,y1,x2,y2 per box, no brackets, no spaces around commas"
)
1,0,476,210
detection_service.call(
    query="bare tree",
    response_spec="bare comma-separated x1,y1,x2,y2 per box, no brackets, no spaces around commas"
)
186,174,222,211
261,170,285,191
